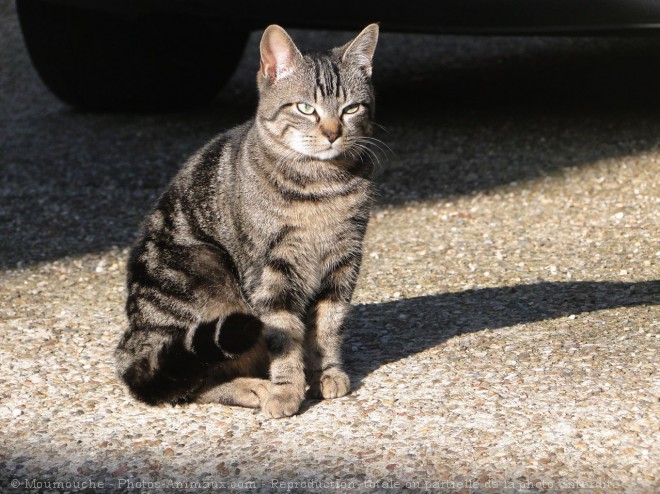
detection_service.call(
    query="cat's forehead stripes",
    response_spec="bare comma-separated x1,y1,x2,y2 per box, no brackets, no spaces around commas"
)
311,56,344,102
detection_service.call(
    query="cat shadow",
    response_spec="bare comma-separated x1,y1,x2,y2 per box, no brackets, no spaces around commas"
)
327,280,658,394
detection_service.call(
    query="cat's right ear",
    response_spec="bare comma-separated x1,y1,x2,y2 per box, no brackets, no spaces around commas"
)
340,23,379,77
259,25,301,84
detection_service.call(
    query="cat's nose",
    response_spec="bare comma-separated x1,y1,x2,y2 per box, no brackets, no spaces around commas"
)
322,126,342,143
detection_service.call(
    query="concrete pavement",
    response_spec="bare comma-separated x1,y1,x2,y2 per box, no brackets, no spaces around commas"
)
1,4,658,493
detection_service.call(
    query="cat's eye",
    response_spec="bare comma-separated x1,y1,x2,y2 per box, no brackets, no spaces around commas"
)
296,103,315,115
342,104,360,115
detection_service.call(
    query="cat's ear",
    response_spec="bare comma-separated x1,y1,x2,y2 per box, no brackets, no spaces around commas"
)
259,25,302,83
340,23,379,77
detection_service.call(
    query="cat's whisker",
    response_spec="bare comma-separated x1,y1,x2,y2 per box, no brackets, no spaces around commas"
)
354,136,394,156
348,137,388,168
351,142,381,168
346,147,365,165
363,136,393,153
371,121,391,134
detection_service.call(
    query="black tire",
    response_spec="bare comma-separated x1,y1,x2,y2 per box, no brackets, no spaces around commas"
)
16,0,249,111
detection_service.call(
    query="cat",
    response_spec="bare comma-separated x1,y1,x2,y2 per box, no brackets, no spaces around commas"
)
115,23,380,419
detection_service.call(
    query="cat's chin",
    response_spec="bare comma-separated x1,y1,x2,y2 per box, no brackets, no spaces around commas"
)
290,145,347,161
310,148,344,161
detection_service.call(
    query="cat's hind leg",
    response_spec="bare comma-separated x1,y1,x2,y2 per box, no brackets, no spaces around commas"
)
196,377,272,408
117,240,263,405
194,338,271,407
115,315,264,405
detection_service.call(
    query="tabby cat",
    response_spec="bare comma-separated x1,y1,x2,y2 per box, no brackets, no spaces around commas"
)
115,23,380,418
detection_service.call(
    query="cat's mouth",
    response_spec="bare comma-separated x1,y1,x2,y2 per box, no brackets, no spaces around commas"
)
313,146,344,161
289,142,345,161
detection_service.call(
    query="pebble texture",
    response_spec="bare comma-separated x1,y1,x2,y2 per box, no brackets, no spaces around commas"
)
1,4,659,493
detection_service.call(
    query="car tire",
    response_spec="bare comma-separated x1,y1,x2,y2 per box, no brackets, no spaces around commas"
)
16,0,249,111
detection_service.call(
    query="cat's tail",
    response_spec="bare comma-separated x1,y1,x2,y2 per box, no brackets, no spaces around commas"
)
115,313,262,405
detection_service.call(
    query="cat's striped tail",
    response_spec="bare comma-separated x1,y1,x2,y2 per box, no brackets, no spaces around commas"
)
115,313,262,405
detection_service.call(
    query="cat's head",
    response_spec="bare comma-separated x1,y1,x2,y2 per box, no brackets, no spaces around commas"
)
255,24,379,161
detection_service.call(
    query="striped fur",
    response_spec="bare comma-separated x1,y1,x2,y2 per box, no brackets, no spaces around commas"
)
115,24,380,418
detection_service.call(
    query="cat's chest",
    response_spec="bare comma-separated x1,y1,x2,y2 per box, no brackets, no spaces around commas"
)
277,196,359,254
284,200,346,231
271,195,362,265
280,184,363,226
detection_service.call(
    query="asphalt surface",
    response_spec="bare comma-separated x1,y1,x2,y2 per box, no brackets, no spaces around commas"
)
1,3,659,493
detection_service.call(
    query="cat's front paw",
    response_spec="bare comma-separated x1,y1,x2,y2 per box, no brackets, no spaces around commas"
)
262,385,304,419
309,369,351,400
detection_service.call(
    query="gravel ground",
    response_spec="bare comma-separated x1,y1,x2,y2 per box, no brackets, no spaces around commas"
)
1,3,659,493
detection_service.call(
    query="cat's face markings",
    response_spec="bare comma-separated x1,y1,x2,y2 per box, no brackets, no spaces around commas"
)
285,94,370,160
257,24,379,162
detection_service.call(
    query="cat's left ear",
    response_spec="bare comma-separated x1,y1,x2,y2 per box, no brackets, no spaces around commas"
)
259,25,302,84
339,23,379,77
